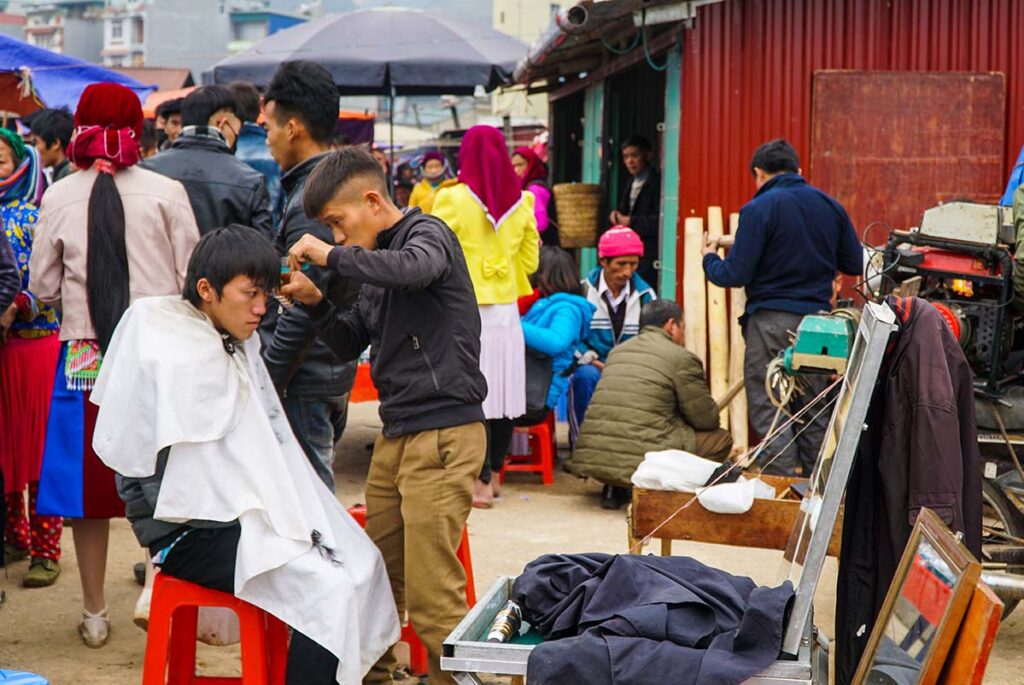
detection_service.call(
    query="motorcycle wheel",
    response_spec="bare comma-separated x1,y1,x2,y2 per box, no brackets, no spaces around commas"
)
982,479,1024,618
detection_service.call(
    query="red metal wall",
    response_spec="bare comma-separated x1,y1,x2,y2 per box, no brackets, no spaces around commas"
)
679,0,1023,230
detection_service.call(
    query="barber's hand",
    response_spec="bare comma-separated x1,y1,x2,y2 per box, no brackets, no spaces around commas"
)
618,214,631,227
288,233,333,270
609,210,620,224
280,270,323,307
701,232,721,257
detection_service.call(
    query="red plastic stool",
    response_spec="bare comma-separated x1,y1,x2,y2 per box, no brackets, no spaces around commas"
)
500,412,556,485
347,505,475,676
143,574,289,685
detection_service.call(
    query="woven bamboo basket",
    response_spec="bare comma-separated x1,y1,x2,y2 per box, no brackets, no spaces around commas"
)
552,183,602,248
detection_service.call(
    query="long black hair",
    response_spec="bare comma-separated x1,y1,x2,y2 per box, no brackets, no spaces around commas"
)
533,246,583,298
86,171,130,351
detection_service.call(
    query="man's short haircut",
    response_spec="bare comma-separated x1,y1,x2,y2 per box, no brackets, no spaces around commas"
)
304,147,389,218
227,81,261,123
622,134,652,152
749,138,800,176
182,224,280,307
156,97,184,119
141,120,157,151
640,299,682,329
29,108,73,148
263,60,339,144
181,85,238,128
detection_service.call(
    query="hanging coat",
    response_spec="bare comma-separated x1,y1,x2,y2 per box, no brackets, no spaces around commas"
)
834,295,982,685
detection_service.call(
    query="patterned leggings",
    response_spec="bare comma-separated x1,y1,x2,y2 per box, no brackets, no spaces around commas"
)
5,482,62,561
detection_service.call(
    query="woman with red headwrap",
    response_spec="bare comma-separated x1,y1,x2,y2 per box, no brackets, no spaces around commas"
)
433,126,540,508
29,83,200,647
511,146,558,245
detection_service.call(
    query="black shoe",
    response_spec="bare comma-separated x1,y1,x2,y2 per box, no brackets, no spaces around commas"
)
600,485,622,510
133,562,146,587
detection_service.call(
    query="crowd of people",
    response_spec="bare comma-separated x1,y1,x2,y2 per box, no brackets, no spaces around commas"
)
0,47,867,682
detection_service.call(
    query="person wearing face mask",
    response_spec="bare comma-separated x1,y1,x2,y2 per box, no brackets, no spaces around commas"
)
143,85,273,240
409,150,456,214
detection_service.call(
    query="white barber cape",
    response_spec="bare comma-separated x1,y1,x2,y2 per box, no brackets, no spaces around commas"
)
91,296,399,684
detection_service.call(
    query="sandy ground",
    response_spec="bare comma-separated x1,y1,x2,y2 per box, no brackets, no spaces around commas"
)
2,401,1023,683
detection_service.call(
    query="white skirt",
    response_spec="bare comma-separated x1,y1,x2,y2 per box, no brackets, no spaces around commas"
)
478,303,526,420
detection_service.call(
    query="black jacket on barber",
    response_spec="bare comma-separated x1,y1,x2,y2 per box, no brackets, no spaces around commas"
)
260,153,355,398
141,126,273,240
308,208,487,437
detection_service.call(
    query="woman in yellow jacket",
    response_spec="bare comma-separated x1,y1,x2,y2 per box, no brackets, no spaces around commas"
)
433,126,540,507
408,151,457,214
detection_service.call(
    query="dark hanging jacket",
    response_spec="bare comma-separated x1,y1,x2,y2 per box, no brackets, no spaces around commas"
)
835,295,982,685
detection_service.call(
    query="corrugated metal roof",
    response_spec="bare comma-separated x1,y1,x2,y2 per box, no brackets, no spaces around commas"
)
679,0,1024,220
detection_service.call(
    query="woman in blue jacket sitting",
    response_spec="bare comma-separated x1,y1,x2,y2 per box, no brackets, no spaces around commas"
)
519,247,597,425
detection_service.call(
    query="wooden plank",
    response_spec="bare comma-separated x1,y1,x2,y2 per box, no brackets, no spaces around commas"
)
682,216,707,367
707,206,729,430
631,483,842,556
727,211,749,453
938,582,1004,685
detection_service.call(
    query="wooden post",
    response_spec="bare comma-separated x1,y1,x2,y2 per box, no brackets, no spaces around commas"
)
707,207,729,429
727,212,749,453
682,216,707,367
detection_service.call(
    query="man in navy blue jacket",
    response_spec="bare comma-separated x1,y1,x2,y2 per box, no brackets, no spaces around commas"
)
702,139,862,475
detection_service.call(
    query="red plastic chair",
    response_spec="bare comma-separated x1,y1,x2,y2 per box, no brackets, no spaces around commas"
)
142,574,289,685
347,504,475,676
500,412,556,486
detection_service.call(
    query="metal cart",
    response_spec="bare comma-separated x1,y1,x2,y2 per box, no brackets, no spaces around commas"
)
442,303,899,684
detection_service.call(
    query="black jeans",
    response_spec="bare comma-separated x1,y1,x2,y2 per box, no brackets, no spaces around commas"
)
478,418,515,484
153,525,339,685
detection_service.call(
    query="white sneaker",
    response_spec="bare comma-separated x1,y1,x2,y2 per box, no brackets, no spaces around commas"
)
79,607,110,648
133,588,152,631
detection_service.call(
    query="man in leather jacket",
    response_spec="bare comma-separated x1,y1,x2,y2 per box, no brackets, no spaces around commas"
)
142,85,273,240
258,61,357,491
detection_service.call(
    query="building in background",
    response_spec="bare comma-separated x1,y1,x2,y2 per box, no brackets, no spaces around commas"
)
22,0,104,61
101,0,232,78
228,6,306,54
0,10,25,39
491,0,559,123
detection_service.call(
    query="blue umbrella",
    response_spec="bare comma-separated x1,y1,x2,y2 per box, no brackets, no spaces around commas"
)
209,7,527,96
0,33,153,112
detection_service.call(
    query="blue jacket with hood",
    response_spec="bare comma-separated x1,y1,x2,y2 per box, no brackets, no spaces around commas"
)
522,292,596,408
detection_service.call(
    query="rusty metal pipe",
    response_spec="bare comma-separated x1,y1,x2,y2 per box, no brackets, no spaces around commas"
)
982,571,1024,603
512,2,591,84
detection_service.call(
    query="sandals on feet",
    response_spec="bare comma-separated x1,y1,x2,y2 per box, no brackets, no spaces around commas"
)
79,607,110,648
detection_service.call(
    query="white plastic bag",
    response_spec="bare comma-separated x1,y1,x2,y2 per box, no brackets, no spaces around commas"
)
631,449,721,492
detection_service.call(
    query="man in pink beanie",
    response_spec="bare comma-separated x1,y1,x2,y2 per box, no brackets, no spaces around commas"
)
568,227,657,460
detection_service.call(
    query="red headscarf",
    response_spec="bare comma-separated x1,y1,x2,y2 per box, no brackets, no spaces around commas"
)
513,146,547,189
68,83,144,172
458,125,522,230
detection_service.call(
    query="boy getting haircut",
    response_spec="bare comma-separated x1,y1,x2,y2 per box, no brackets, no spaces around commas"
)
91,221,398,683
182,224,279,308
280,146,487,684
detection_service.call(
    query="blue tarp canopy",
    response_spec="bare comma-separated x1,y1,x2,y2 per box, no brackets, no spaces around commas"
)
0,33,153,112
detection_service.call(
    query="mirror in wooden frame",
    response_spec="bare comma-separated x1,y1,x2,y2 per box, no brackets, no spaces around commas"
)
853,507,981,685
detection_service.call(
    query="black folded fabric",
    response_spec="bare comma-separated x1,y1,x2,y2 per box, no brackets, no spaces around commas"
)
512,553,794,685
